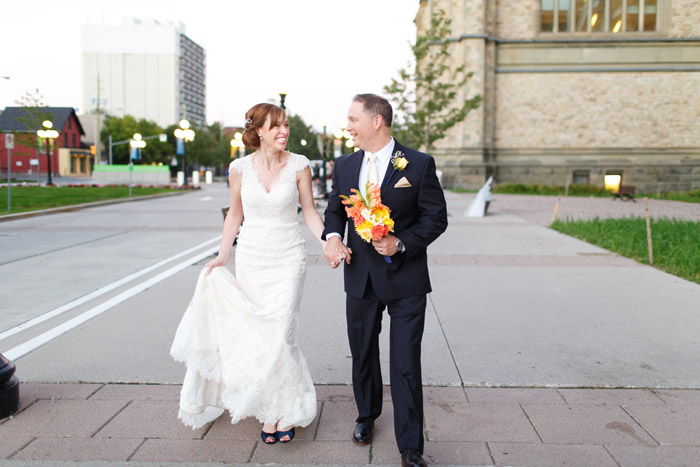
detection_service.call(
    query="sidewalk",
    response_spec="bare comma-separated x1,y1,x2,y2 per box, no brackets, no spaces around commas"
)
1,189,699,466
1,383,699,466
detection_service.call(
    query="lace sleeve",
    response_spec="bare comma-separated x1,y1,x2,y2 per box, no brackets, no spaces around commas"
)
230,157,245,174
292,153,310,172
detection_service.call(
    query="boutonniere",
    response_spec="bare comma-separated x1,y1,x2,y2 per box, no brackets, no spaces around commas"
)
391,150,408,171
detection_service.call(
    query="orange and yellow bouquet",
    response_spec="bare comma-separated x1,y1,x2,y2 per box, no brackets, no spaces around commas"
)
340,182,395,263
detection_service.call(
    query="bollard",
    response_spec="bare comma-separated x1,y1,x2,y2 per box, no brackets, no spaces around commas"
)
0,353,20,419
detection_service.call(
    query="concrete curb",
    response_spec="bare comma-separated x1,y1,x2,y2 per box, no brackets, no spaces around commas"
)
0,191,188,223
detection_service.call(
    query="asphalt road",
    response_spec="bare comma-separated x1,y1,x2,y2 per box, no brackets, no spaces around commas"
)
1,184,699,389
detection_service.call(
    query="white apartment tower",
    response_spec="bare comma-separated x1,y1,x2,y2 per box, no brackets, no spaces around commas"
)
81,18,206,128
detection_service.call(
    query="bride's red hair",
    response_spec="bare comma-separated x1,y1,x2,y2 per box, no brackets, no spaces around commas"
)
242,104,286,148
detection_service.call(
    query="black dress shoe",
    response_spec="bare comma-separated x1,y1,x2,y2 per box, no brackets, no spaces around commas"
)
352,418,374,445
401,448,427,467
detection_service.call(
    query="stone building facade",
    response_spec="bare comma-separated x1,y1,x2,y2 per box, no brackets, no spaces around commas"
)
416,0,700,192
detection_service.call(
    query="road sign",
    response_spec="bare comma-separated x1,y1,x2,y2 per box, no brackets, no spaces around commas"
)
4,134,14,149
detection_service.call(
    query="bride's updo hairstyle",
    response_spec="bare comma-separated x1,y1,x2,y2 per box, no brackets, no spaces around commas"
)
242,103,286,148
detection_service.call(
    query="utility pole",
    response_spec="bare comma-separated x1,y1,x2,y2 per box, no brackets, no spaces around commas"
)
95,74,102,164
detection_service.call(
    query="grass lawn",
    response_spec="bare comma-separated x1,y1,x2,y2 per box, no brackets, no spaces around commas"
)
1,185,179,215
551,217,700,284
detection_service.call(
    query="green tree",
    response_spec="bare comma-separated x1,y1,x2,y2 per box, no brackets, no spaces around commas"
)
101,115,170,165
287,114,321,159
11,89,54,158
384,8,482,150
207,122,236,174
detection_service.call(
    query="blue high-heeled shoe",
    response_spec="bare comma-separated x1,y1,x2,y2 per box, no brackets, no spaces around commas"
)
261,430,279,444
277,427,295,443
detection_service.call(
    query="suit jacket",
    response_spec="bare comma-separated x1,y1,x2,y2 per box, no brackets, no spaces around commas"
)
322,141,448,300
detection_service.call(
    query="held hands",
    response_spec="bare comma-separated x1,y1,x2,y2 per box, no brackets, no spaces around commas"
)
324,236,352,269
372,234,398,257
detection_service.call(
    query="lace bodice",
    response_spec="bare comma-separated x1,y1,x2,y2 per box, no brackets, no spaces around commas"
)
230,153,310,223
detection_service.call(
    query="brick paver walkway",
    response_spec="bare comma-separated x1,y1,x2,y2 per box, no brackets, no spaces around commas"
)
2,383,700,465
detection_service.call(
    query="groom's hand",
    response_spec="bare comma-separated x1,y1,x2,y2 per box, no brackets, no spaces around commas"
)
324,236,352,268
372,235,398,256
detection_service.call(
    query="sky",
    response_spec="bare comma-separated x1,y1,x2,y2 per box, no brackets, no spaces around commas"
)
0,0,419,132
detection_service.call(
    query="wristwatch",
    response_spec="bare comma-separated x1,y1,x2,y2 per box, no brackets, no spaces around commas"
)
395,238,406,253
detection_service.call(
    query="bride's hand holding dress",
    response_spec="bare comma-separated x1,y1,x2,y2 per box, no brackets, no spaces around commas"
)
204,169,244,276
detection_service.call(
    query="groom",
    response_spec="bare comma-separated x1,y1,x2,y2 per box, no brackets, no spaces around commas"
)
322,94,448,467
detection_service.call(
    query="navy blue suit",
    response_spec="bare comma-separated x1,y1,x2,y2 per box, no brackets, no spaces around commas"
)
322,141,448,453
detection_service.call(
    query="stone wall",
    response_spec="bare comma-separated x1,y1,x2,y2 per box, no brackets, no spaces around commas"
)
495,0,539,40
669,0,700,37
494,72,700,149
92,166,171,186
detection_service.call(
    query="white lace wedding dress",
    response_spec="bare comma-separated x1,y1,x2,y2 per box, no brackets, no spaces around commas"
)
170,152,317,429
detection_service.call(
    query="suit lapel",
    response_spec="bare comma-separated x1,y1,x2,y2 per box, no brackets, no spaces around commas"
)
380,141,403,197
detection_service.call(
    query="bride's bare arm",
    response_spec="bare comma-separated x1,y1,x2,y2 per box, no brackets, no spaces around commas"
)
297,166,331,249
205,169,244,274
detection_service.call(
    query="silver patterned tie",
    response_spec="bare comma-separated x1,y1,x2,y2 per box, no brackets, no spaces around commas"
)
367,153,378,186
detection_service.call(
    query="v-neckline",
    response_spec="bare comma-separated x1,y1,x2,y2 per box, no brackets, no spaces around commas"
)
250,153,291,194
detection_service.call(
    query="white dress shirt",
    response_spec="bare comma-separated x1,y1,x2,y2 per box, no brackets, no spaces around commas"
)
358,138,395,193
327,138,395,241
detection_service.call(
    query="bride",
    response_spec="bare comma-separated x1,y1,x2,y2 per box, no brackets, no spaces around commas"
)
170,103,348,444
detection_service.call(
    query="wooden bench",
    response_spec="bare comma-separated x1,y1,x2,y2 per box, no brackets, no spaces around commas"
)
612,185,636,201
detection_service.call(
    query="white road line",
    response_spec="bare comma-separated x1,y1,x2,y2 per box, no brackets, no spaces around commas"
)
0,236,221,342
4,245,219,361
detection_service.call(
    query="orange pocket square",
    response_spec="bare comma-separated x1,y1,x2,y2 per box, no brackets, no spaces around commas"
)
394,177,412,188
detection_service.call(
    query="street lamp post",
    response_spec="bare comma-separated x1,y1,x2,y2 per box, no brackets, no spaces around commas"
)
109,133,166,165
129,133,146,197
230,132,244,160
174,120,195,186
36,120,59,185
279,92,287,110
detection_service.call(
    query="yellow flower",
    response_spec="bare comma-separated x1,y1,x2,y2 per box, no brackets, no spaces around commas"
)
357,220,374,242
395,157,408,170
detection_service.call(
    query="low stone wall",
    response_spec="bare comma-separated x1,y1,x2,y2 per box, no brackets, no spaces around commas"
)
92,165,171,186
435,148,700,192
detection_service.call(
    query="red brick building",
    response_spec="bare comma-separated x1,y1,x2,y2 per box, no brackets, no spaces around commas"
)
0,107,92,178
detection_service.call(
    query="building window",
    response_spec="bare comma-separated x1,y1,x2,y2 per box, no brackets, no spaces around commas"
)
542,0,656,33
572,170,590,185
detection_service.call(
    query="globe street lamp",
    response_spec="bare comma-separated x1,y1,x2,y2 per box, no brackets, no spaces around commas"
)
129,133,146,197
230,132,244,159
36,120,59,185
174,119,195,186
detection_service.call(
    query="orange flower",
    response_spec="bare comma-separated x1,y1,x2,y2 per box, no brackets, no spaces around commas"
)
371,224,389,240
341,182,395,244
